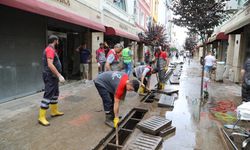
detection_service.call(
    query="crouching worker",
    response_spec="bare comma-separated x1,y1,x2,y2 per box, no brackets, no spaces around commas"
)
38,35,65,126
133,64,158,94
94,71,140,127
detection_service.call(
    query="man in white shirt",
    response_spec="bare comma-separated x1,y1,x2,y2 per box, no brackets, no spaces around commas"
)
204,51,216,77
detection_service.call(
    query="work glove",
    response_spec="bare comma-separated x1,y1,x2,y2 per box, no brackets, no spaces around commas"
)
113,117,119,128
58,74,65,83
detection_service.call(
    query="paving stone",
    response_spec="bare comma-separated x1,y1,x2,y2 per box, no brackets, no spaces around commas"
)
159,126,176,137
125,133,162,150
158,95,175,107
137,116,172,135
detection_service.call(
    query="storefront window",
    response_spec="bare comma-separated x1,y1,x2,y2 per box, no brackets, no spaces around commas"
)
114,0,126,11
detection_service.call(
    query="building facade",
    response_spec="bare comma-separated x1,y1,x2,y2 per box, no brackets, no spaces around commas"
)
0,0,141,103
206,0,250,83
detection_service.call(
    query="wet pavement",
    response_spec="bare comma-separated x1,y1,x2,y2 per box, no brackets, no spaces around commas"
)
0,59,246,150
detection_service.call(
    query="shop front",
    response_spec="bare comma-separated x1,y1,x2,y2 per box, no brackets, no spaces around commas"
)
0,0,104,103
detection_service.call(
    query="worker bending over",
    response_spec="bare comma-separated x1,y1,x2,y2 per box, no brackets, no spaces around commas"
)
94,71,140,127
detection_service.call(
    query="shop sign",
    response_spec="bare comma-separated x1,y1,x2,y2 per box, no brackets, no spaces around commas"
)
54,0,70,6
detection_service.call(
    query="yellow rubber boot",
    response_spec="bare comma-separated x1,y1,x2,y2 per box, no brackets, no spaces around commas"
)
161,83,165,90
50,104,64,117
138,86,145,95
38,108,50,126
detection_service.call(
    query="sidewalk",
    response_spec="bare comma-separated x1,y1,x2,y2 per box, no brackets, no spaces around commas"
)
0,59,245,150
0,80,141,150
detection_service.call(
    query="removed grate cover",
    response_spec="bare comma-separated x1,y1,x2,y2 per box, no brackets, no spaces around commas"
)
137,116,172,135
169,76,180,84
152,88,179,95
158,95,175,108
125,133,163,150
93,108,148,150
159,126,176,137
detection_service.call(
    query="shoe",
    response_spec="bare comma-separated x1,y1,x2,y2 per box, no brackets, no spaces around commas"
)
105,114,114,127
50,104,64,117
38,108,50,126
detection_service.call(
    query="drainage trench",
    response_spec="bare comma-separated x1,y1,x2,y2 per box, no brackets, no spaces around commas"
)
93,108,148,150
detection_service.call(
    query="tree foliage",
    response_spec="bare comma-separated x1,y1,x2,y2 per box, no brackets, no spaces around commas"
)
184,36,197,52
138,24,168,47
171,0,228,35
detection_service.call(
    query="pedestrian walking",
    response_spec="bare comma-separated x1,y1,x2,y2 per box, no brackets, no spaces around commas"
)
133,63,158,94
105,43,123,71
176,52,179,60
183,52,187,62
38,35,65,126
94,71,140,127
204,51,216,78
76,43,91,81
96,43,106,74
122,43,133,75
241,56,250,102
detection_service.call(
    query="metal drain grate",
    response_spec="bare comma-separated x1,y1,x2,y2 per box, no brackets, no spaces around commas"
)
140,92,155,103
137,116,172,135
158,95,175,107
93,108,148,150
159,126,176,137
152,88,179,95
125,133,162,150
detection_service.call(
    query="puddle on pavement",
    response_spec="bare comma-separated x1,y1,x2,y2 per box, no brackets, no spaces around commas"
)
163,94,198,149
163,70,202,149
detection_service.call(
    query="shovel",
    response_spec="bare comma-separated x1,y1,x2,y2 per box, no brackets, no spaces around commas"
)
115,125,119,149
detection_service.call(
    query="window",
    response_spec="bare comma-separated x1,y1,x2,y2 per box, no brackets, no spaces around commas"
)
140,10,145,27
146,16,151,27
114,0,126,11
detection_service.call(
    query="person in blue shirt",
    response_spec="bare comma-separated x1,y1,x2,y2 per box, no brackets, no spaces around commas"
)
76,43,91,81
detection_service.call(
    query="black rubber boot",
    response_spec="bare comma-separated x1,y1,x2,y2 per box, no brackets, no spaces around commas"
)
105,114,113,127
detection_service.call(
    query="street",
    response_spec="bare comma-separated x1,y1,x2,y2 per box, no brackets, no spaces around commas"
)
0,60,243,150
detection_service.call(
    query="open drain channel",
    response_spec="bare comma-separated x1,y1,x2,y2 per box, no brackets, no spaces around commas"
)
93,108,148,150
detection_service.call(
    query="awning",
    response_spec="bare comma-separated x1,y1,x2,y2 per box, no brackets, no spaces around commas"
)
225,5,250,34
0,0,105,32
105,27,140,41
207,32,228,44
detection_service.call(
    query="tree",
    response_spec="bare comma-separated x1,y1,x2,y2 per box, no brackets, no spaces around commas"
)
138,24,169,89
184,36,197,53
171,0,228,98
138,24,168,47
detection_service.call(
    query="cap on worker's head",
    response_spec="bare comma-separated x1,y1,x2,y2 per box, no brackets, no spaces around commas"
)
131,79,140,92
48,35,59,44
149,61,154,66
